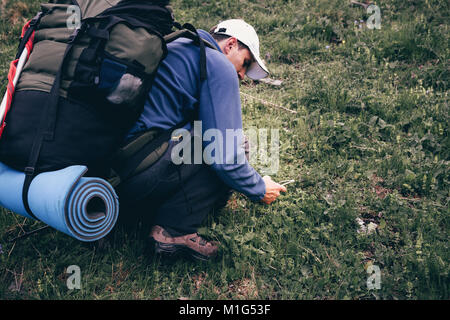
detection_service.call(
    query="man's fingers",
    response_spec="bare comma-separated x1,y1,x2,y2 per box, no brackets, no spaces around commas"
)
261,177,288,205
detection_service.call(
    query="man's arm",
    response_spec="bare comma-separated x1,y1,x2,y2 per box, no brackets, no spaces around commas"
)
198,50,286,203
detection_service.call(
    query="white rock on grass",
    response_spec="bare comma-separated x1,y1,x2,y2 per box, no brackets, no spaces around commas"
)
356,218,378,235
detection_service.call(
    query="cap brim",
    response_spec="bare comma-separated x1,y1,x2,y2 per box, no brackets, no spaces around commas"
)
246,55,269,80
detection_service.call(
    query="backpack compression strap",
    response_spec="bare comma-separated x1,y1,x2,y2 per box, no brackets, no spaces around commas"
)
22,26,85,220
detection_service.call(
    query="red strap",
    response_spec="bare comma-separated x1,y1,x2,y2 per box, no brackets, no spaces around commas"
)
21,20,32,37
7,59,18,84
0,122,5,137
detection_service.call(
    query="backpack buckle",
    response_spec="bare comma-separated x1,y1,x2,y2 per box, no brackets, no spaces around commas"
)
24,167,35,176
29,12,43,27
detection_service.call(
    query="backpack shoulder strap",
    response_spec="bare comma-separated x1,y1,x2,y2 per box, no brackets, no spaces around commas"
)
164,29,216,50
170,22,215,82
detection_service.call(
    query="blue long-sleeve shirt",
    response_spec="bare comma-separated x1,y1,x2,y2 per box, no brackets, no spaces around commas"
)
127,30,266,201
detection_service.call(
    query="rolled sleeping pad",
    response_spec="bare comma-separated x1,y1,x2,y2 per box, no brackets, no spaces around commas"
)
0,161,119,242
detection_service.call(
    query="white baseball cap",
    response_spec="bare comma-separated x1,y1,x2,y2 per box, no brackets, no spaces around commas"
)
213,19,269,80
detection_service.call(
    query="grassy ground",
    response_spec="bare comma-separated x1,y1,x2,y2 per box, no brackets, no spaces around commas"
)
0,0,448,300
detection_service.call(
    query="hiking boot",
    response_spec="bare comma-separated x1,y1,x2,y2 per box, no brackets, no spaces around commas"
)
149,225,219,261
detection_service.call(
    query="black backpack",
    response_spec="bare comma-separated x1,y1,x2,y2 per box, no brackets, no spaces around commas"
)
0,0,211,220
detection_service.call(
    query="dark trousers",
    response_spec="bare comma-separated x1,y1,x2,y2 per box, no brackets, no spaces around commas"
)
116,139,231,236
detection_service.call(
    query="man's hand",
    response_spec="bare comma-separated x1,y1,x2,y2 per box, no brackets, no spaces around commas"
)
261,176,287,205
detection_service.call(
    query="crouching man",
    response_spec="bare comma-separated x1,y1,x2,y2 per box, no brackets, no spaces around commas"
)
117,19,286,261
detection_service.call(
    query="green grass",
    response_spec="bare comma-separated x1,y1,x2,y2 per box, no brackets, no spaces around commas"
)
0,0,449,300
